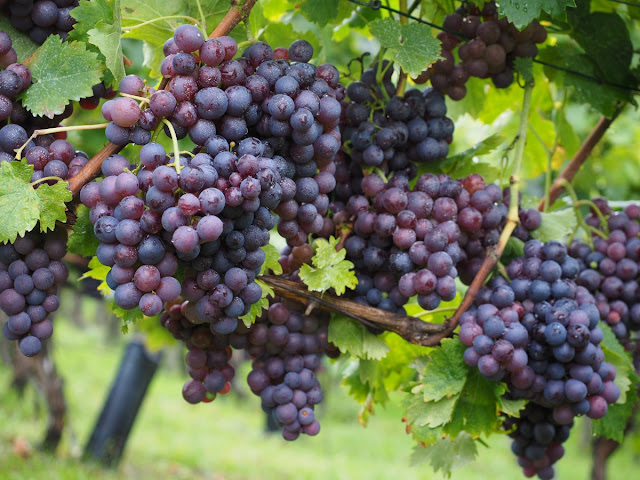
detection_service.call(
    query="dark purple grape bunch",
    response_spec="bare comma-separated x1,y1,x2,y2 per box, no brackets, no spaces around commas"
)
568,199,640,341
80,150,183,316
460,239,619,418
0,35,31,124
79,81,117,110
1,229,69,356
1,1,79,44
503,403,571,480
161,300,251,404
425,1,547,100
246,301,331,440
342,66,453,176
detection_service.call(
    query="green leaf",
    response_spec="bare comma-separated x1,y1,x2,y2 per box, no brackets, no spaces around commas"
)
0,17,39,61
21,36,104,118
592,379,638,442
110,301,158,334
260,243,283,275
86,0,125,85
80,256,111,294
239,279,274,326
420,338,468,403
530,209,577,244
121,0,188,77
369,19,441,78
410,433,478,477
569,10,635,88
0,161,40,243
443,370,506,438
440,133,505,177
499,0,576,28
69,0,115,42
68,205,101,257
538,44,627,118
328,315,389,360
298,0,339,26
34,181,72,233
599,323,635,403
299,236,357,295
0,161,70,243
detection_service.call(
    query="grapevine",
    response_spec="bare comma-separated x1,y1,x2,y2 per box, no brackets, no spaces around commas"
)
1,1,640,479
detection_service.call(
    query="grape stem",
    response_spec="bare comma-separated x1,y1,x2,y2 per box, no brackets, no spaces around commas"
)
69,0,259,199
536,104,624,212
162,119,182,174
261,275,451,346
121,15,202,32
31,176,63,187
14,123,110,160
445,81,534,334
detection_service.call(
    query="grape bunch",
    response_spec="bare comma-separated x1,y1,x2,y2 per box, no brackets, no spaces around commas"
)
503,403,571,480
422,1,547,100
246,300,334,440
327,171,540,313
162,300,251,403
342,65,453,177
568,200,640,341
459,239,620,478
1,1,79,44
101,28,341,247
0,229,69,356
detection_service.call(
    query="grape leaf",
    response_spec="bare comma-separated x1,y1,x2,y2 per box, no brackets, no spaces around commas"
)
121,0,187,51
186,0,228,34
69,0,115,42
592,375,638,442
568,10,635,88
0,160,70,243
514,57,533,84
0,17,38,61
260,243,283,275
20,36,104,118
239,279,274,326
440,134,505,175
530,209,577,244
419,338,468,402
499,0,576,28
86,0,125,85
68,205,101,257
110,301,157,334
80,256,111,294
410,433,478,477
298,0,339,27
34,181,72,233
299,236,357,295
599,323,635,403
328,315,389,360
369,19,441,78
0,161,40,243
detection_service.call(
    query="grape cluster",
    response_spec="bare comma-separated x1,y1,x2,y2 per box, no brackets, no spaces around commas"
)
422,1,547,100
459,239,620,478
246,301,333,440
1,1,79,44
0,229,68,356
503,403,571,480
162,300,251,402
342,66,453,176
101,29,340,247
568,200,640,342
328,171,540,313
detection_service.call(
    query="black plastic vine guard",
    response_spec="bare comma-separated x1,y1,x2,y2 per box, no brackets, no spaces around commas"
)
84,340,161,467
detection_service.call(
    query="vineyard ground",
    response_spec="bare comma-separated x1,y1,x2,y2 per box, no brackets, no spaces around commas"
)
0,295,637,480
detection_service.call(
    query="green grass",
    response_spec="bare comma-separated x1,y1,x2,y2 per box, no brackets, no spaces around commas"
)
1,296,639,479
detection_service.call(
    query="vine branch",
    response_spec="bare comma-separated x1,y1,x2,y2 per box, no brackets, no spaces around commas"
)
261,276,450,346
537,107,622,212
208,0,259,39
